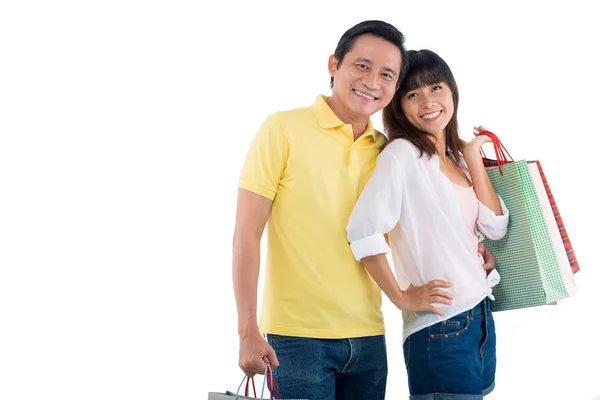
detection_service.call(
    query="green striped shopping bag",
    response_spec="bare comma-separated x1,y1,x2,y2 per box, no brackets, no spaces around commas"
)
476,132,569,312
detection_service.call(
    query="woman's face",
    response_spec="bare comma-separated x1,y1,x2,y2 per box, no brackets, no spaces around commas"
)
400,81,454,137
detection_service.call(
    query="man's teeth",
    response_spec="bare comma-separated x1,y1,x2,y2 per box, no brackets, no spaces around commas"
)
422,111,441,119
354,90,375,100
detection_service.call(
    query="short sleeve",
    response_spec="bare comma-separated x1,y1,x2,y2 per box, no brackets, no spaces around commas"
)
238,114,290,200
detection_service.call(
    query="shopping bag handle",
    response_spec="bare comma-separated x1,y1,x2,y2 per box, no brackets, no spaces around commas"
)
476,130,513,175
234,374,254,399
265,364,281,399
244,374,257,398
234,364,281,399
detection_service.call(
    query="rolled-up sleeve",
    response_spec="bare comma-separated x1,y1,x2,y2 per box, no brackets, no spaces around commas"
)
477,194,509,240
346,150,403,261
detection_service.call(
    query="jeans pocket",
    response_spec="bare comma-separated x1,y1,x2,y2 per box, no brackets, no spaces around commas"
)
429,311,471,339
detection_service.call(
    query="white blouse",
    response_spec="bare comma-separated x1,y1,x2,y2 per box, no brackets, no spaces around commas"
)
346,138,509,342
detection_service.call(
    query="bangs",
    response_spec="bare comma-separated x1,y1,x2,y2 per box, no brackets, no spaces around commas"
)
399,51,453,95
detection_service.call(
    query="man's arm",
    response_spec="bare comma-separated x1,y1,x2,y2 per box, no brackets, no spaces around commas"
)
232,188,279,376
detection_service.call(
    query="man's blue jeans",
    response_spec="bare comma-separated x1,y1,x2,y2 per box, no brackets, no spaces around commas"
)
266,334,387,400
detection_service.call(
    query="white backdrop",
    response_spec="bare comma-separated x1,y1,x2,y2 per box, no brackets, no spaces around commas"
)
1,1,599,399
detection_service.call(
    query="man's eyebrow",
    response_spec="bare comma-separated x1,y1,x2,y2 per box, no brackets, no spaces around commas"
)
382,67,397,76
354,57,373,65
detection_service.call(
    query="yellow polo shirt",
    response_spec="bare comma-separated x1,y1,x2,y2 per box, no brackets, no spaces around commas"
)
239,95,387,338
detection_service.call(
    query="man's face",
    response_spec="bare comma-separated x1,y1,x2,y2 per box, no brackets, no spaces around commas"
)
329,34,402,120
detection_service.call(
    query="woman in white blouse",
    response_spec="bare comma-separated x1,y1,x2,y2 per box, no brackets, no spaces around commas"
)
346,49,509,399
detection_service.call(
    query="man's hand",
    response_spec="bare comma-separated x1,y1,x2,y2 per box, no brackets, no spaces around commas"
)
479,242,496,276
239,331,279,377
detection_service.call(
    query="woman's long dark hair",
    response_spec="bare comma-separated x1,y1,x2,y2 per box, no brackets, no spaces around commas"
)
383,49,461,158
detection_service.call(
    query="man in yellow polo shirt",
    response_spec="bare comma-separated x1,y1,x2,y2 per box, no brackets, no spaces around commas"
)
232,21,462,399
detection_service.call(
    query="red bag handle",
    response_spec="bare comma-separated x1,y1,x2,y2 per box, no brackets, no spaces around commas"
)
266,366,282,400
242,364,281,400
244,375,257,398
476,130,513,175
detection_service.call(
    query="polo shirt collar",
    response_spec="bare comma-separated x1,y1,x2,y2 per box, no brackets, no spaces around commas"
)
312,95,378,140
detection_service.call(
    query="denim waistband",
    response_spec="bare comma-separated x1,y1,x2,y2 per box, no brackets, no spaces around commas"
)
466,297,491,317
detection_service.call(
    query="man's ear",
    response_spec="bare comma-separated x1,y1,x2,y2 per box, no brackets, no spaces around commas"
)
328,54,338,78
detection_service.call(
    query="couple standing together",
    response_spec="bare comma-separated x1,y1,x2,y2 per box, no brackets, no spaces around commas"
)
232,20,509,400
